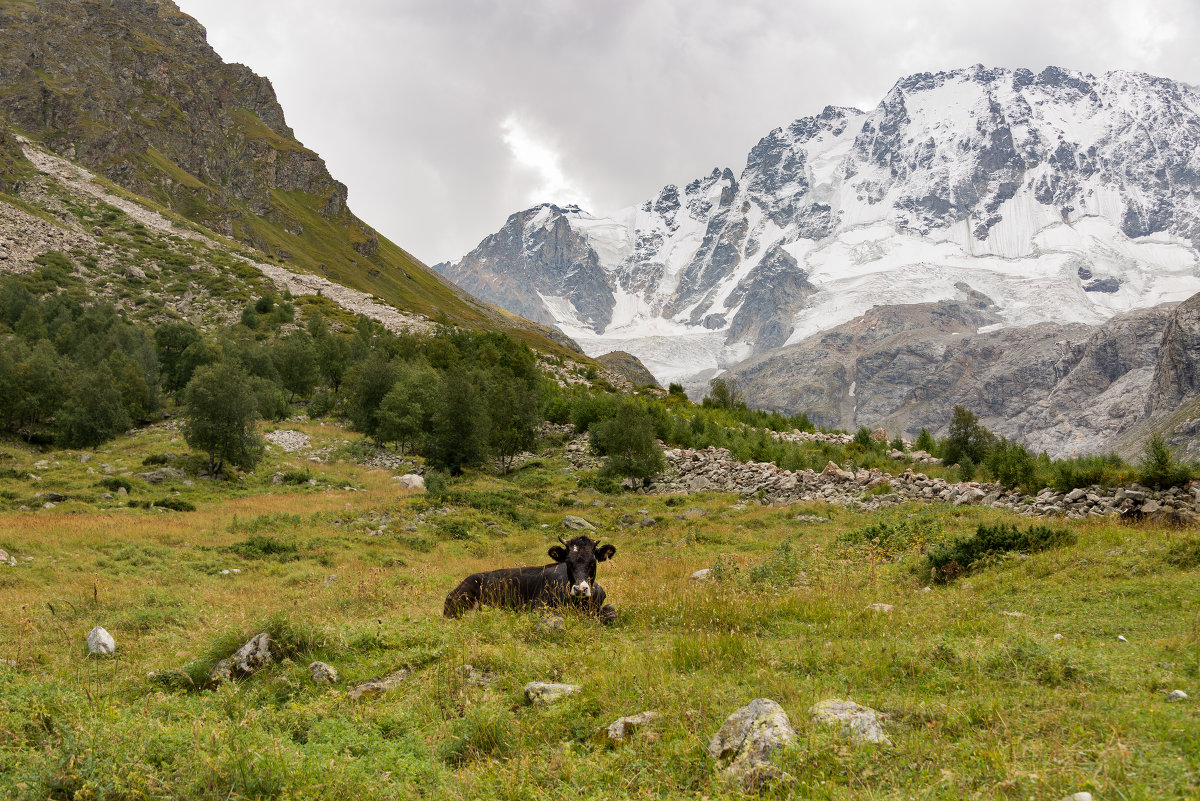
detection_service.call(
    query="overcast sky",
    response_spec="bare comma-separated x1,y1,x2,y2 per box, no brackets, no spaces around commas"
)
174,0,1200,266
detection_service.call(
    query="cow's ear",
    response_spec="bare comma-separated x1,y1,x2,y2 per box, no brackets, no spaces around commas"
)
596,543,616,562
548,546,568,562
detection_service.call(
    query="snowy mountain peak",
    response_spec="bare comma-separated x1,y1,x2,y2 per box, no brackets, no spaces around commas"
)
436,66,1200,389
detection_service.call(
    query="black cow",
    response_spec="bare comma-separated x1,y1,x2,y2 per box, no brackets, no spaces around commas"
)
443,535,617,622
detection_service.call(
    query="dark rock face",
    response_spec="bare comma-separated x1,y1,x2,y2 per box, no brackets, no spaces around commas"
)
1146,293,1200,418
0,0,366,248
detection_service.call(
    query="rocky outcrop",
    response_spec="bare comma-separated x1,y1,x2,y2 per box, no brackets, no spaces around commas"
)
595,351,660,388
1147,293,1200,418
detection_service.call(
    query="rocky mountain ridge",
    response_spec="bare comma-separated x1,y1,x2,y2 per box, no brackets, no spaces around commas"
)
439,64,1200,455
440,66,1200,377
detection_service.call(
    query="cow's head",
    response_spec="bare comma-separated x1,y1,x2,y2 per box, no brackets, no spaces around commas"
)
548,535,615,599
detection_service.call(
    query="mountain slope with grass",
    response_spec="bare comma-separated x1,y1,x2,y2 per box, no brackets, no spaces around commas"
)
0,0,573,353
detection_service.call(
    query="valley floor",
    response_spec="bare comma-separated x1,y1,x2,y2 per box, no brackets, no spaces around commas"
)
0,423,1197,799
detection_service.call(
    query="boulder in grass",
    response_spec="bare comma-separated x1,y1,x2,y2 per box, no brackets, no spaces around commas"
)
708,698,796,790
524,682,581,706
348,668,409,700
561,515,596,531
809,698,891,744
594,711,658,745
309,661,339,684
395,474,424,491
210,633,271,683
86,626,116,656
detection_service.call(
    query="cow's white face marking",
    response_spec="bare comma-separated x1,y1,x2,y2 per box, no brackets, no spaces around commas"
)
571,546,578,552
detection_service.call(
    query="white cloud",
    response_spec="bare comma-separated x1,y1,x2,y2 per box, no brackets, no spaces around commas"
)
500,114,592,210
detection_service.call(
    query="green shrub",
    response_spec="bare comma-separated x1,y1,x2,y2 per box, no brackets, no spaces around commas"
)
227,535,300,561
747,537,803,589
1138,435,1193,489
577,472,620,495
153,497,196,512
280,470,312,485
837,514,940,558
306,388,337,419
925,523,1074,582
97,477,133,493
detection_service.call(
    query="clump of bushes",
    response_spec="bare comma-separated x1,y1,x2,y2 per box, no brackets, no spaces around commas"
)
837,513,941,559
153,497,196,512
925,522,1074,582
96,476,133,493
227,535,300,561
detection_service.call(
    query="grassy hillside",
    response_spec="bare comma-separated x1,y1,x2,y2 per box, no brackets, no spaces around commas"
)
0,0,574,356
0,420,1196,799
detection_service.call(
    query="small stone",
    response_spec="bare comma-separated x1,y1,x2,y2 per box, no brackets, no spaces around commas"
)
561,515,596,531
86,626,116,656
690,568,712,581
309,661,339,684
459,664,491,687
1118,635,1128,643
1054,634,1064,640
0,549,15,567
348,668,409,700
323,574,338,586
525,682,581,705
866,603,894,613
809,698,891,744
594,711,657,744
1001,611,1027,618
116,487,128,497
1060,794,1094,801
1166,689,1188,702
536,615,565,634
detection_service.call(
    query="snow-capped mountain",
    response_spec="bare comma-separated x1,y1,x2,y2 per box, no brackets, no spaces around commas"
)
436,66,1200,389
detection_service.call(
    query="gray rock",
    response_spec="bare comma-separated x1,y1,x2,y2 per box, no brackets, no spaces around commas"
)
866,603,894,614
348,668,409,700
561,515,596,531
1166,689,1188,702
309,661,339,684
525,682,581,705
138,467,186,485
86,626,116,656
708,698,796,790
395,474,424,491
809,698,891,744
0,549,15,567
690,568,712,581
210,633,271,682
459,664,491,687
1060,794,1094,801
594,710,657,745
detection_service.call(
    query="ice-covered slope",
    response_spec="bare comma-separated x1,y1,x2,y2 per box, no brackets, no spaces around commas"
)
436,66,1200,389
